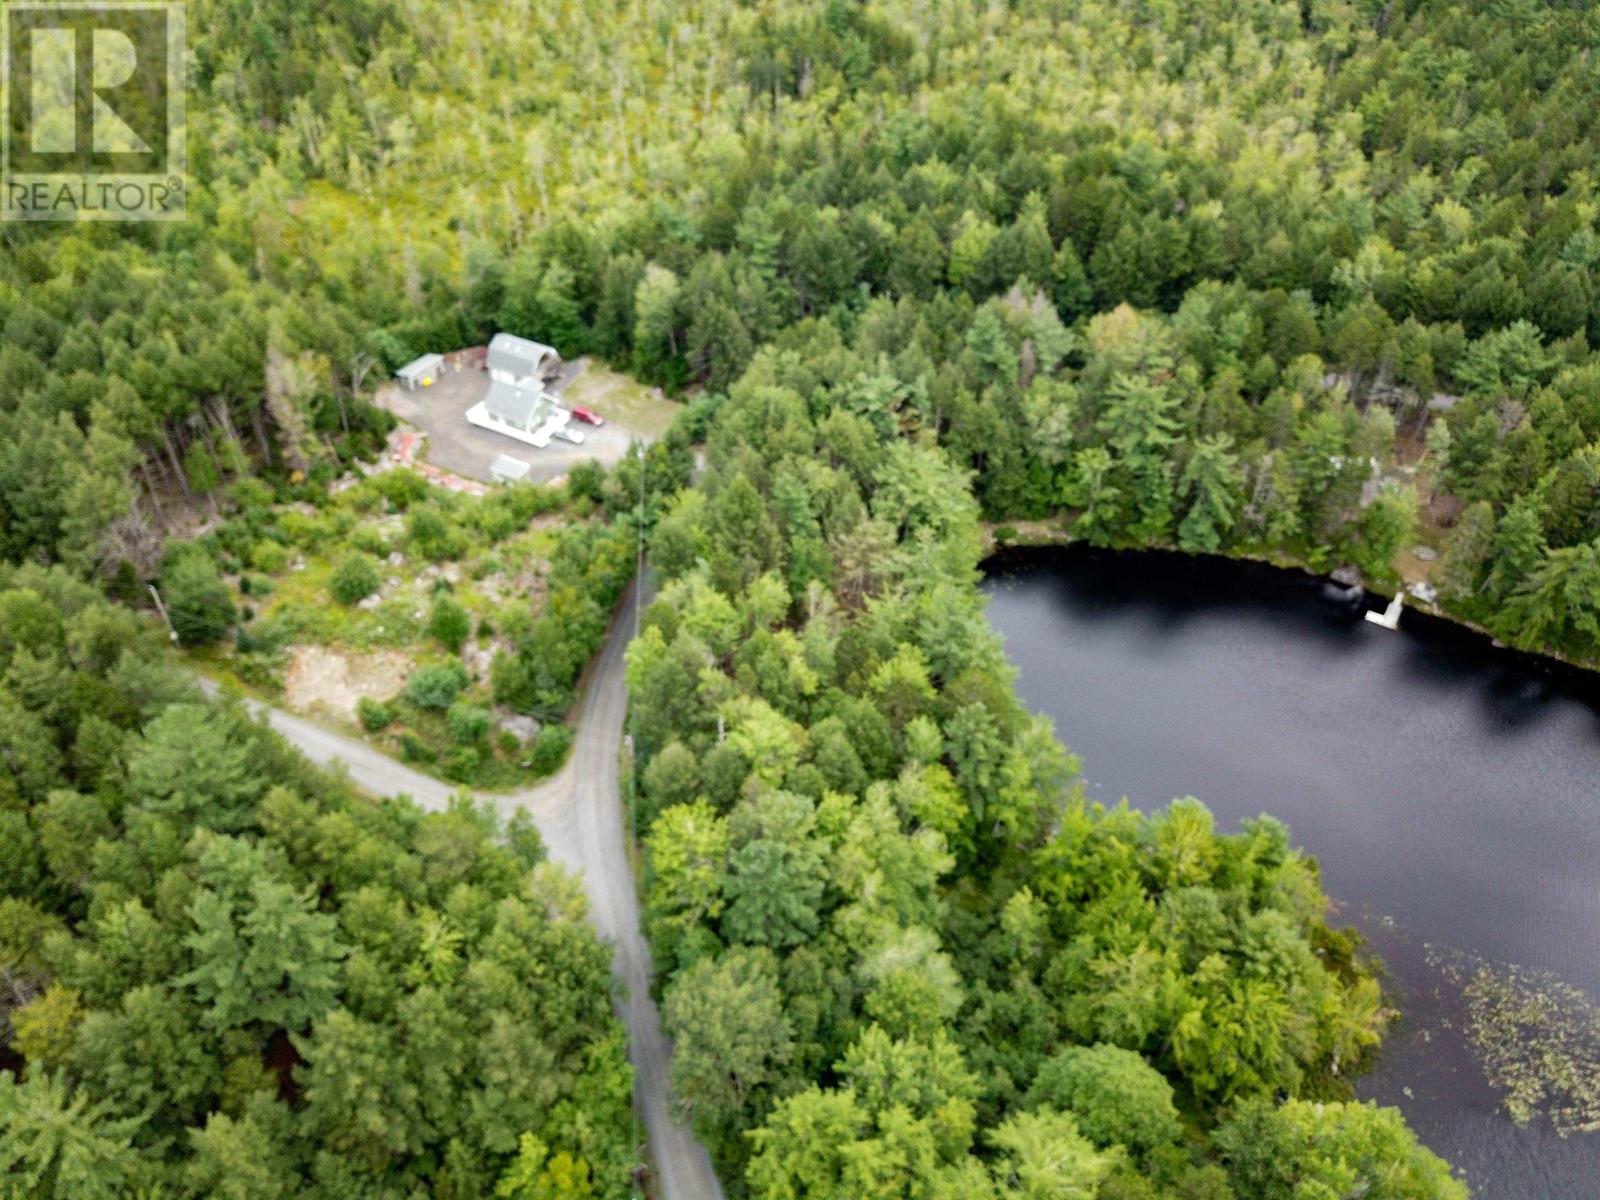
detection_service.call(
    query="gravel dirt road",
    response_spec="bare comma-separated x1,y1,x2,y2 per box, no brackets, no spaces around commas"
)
202,582,725,1200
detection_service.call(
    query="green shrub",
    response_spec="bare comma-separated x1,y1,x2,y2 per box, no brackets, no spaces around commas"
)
993,525,1019,543
357,697,393,732
398,732,435,764
528,724,573,777
329,552,381,605
490,651,538,714
428,597,471,653
341,478,384,514
351,526,389,557
279,510,333,550
249,540,289,573
236,616,289,657
566,461,605,504
443,746,480,783
228,477,276,511
406,505,459,561
374,468,431,511
213,518,254,563
472,483,563,538
163,551,236,647
446,701,491,744
405,661,469,710
233,655,283,692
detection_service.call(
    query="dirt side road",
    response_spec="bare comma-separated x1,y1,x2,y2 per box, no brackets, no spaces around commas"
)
202,583,725,1200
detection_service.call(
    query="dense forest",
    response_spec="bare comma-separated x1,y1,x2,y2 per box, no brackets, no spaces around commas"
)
0,565,638,1196
8,0,1600,1195
6,0,1600,656
627,367,1463,1196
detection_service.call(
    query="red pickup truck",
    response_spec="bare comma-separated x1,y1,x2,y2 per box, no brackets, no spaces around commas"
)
570,406,604,426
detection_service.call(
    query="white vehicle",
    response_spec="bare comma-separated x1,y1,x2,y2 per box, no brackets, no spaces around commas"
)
553,425,586,445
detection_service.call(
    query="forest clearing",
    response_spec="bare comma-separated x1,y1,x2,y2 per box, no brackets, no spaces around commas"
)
176,466,630,788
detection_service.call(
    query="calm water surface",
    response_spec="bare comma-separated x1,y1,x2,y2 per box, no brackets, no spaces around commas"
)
982,545,1600,1200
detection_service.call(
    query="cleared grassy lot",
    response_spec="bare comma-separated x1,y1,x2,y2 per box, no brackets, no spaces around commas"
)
560,358,681,439
186,469,613,787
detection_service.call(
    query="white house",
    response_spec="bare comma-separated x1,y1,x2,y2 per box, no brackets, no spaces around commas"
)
466,379,572,448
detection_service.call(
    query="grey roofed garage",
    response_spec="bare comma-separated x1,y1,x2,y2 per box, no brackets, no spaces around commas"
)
395,352,444,387
487,332,558,380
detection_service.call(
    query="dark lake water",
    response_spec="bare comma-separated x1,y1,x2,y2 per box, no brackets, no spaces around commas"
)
982,545,1600,1200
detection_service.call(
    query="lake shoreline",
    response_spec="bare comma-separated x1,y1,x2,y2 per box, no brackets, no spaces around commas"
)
982,538,1600,705
980,549,1600,1199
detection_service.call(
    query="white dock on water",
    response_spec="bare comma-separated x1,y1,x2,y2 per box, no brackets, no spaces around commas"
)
1365,592,1404,630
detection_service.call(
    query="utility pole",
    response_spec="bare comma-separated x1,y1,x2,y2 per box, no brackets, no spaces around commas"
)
630,440,646,1200
635,440,645,640
148,584,179,644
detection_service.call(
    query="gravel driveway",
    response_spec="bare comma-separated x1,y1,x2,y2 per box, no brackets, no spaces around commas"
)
383,359,668,485
201,582,726,1200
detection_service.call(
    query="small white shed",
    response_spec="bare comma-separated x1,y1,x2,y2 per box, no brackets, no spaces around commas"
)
490,455,532,485
396,353,444,390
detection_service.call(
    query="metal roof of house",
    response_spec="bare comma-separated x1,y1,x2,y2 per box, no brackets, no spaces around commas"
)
483,379,548,427
487,332,557,376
